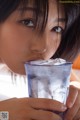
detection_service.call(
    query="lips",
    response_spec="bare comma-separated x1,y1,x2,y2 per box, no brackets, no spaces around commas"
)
23,55,44,63
22,51,48,63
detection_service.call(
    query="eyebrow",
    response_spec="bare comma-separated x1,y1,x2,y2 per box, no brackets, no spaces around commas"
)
18,7,39,12
18,7,66,23
56,18,66,23
17,6,43,16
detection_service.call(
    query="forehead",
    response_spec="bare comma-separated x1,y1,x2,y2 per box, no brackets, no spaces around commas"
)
17,0,66,27
49,0,65,17
48,1,65,26
18,0,65,16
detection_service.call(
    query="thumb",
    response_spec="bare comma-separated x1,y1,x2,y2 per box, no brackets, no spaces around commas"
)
66,85,78,108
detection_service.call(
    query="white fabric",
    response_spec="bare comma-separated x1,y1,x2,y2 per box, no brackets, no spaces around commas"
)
0,63,29,101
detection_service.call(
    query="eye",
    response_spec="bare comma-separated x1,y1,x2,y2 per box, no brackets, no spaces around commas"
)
18,19,35,27
51,26,64,33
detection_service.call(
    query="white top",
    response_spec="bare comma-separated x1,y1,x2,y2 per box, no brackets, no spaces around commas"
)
0,63,80,102
0,64,29,101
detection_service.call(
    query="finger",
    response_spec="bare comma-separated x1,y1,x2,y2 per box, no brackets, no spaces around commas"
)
75,112,80,120
73,90,80,120
64,90,80,120
28,98,67,112
30,109,62,120
66,85,78,108
73,109,80,120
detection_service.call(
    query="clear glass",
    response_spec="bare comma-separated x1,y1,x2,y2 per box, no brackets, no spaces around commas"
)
25,59,72,104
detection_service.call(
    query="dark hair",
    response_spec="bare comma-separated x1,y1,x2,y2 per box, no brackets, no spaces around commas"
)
0,0,48,32
53,3,80,61
0,0,80,61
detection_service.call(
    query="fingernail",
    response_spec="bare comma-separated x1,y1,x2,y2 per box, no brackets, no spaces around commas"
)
68,102,73,108
62,106,67,111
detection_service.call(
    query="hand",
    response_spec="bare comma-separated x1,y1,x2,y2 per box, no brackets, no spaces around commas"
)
64,85,80,120
0,98,67,120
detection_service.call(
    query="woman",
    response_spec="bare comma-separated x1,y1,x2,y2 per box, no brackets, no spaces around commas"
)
0,0,80,120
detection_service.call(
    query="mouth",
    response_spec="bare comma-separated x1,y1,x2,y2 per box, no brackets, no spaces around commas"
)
23,56,44,63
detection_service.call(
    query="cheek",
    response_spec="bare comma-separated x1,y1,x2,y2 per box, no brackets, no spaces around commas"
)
0,32,26,68
42,34,61,59
0,26,32,74
50,34,61,53
0,26,32,55
51,33,61,52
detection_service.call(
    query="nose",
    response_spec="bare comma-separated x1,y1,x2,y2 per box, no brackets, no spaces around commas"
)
30,32,48,54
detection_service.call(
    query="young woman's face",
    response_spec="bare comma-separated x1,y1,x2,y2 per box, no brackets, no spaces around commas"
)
0,0,65,74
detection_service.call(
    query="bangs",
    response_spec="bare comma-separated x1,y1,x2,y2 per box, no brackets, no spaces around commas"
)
19,0,49,33
0,0,48,33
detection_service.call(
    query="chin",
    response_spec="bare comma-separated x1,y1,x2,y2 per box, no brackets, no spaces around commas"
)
8,65,26,75
15,67,26,75
16,69,26,75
